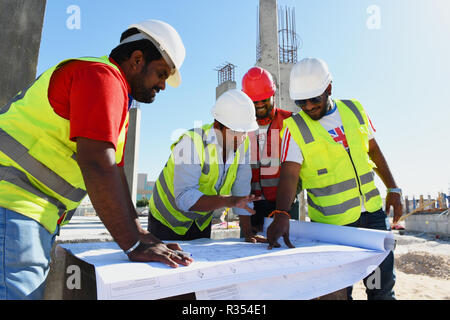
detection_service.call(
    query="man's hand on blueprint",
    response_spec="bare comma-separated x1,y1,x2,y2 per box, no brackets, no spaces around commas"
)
267,213,295,250
127,241,194,268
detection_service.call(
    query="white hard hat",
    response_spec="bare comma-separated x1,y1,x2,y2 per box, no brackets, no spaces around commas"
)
124,19,186,87
289,58,332,100
211,89,259,132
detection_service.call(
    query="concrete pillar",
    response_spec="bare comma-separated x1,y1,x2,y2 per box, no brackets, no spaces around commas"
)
0,0,46,106
257,0,281,109
279,63,298,112
216,80,236,100
123,107,141,206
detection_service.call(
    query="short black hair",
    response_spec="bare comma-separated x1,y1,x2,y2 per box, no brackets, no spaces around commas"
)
109,27,162,64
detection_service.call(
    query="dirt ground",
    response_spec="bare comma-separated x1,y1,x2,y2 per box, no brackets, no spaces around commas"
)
352,231,450,300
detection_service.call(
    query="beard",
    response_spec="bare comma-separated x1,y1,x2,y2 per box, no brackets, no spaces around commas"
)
255,104,273,119
129,66,158,104
131,82,157,104
306,97,332,120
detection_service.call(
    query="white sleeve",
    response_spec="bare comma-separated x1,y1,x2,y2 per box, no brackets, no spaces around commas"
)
280,127,304,165
172,136,204,211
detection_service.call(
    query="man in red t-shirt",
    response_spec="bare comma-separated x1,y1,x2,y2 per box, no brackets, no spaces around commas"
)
0,20,191,300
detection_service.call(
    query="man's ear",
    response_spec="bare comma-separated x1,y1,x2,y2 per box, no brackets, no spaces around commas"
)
129,50,144,71
327,83,333,95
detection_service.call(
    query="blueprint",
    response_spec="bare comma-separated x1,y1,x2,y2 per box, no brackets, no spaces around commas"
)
61,219,394,300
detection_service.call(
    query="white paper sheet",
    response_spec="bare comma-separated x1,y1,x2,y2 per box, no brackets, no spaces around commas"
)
195,219,394,300
61,219,394,300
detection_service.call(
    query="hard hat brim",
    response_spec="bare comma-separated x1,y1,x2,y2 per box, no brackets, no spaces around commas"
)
236,121,259,132
290,76,332,100
167,69,181,88
211,112,259,133
224,119,259,133
248,90,275,102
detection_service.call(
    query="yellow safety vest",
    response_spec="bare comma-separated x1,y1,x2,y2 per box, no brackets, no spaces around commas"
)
282,99,382,225
150,123,249,235
0,56,129,233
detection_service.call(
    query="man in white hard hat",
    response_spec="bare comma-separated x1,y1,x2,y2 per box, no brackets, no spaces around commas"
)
0,20,191,300
147,89,261,241
267,58,402,300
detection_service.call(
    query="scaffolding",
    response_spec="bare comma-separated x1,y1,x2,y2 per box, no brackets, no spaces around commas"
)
215,62,236,85
278,6,300,64
256,5,261,62
256,5,301,64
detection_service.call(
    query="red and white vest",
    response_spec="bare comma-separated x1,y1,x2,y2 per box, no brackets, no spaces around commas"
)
249,108,292,202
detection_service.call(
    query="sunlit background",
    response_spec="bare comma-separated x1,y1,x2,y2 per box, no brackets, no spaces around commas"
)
37,0,450,199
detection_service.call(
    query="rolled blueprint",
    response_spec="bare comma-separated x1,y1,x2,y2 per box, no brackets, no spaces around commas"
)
263,219,395,252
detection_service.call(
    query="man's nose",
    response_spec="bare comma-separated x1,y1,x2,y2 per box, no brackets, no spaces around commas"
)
158,79,166,91
304,100,317,111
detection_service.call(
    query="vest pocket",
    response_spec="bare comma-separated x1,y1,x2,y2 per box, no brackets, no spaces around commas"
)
301,144,330,179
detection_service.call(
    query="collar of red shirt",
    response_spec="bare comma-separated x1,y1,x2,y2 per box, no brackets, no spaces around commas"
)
108,57,131,95
109,57,134,109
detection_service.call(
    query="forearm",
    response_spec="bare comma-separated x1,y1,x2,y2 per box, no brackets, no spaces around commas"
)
189,195,234,212
368,139,398,188
276,162,301,212
118,166,147,234
77,140,139,251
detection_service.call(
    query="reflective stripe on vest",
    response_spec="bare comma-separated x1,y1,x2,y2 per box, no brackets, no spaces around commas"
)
0,128,86,202
0,56,129,233
0,165,67,217
150,124,246,235
283,99,382,225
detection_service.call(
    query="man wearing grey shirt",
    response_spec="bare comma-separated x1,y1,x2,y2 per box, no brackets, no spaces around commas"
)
147,89,267,242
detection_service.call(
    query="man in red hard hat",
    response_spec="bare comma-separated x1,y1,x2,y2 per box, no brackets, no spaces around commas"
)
241,67,298,241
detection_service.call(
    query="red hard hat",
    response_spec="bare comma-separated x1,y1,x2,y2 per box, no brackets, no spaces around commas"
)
242,67,276,102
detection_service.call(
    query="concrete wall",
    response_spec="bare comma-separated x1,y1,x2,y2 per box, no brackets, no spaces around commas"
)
0,0,46,106
405,213,450,236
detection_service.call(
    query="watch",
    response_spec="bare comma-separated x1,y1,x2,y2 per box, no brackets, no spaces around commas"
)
387,188,402,196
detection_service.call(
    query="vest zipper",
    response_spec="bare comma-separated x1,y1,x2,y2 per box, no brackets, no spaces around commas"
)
347,151,364,205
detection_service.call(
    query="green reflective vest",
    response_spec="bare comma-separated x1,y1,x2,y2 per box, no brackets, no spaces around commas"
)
0,56,129,233
282,99,382,225
150,123,249,235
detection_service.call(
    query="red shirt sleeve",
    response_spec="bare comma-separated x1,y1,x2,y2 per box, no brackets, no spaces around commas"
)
48,59,130,166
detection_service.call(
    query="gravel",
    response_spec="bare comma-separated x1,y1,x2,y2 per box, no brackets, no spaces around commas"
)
393,230,450,279
395,251,450,279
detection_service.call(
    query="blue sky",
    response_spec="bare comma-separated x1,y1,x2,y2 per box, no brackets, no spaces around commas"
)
37,0,450,199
